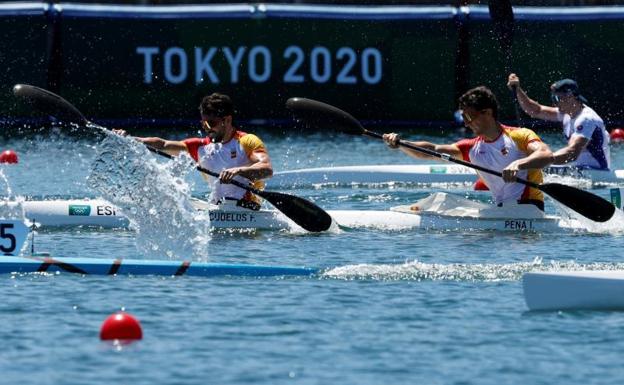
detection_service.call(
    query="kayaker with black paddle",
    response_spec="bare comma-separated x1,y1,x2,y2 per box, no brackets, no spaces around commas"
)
13,84,333,232
383,86,553,211
114,93,272,211
286,93,615,222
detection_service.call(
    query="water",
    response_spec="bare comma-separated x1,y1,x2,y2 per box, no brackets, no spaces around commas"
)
1,129,624,385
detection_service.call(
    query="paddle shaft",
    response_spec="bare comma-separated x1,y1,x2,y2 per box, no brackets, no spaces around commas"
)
361,130,540,189
510,85,522,124
489,0,522,123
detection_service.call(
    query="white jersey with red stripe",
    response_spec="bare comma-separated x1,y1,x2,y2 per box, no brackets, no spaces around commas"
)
454,125,544,205
183,131,267,204
557,105,610,170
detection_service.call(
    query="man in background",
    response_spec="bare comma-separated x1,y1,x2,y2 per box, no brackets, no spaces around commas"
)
507,74,610,170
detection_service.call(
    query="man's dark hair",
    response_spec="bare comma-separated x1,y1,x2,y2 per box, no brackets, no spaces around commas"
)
458,86,499,119
199,93,235,117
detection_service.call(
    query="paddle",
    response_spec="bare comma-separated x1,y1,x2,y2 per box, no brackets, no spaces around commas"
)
286,97,616,223
489,0,522,124
12,84,333,232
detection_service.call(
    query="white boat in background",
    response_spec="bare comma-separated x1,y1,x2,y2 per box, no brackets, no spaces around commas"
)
268,164,624,188
523,270,624,311
269,164,477,187
15,193,578,233
21,200,129,228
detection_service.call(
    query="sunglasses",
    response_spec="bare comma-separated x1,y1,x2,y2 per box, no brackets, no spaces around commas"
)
201,116,225,129
550,92,574,104
461,109,488,124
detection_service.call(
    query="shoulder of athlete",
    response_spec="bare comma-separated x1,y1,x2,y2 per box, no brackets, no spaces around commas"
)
503,125,540,138
505,126,544,153
239,132,268,153
581,108,605,125
572,112,604,134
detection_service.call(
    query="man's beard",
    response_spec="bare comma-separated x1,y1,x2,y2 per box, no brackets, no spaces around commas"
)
207,130,224,143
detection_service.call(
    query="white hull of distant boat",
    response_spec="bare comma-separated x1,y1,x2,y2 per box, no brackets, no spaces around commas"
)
15,193,576,233
523,270,624,311
268,164,624,188
20,200,129,228
270,164,477,187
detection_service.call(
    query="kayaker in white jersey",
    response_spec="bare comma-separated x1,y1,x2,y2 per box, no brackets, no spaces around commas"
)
113,93,273,210
383,86,554,211
507,74,610,170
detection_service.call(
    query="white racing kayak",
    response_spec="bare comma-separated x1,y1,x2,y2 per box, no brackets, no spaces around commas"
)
21,200,129,228
15,193,578,233
523,270,624,311
268,164,624,188
269,164,477,187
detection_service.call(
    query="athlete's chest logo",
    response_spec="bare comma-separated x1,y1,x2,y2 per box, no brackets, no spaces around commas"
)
230,150,237,159
501,147,509,156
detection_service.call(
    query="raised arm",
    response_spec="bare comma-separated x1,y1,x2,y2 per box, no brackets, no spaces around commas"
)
507,73,560,122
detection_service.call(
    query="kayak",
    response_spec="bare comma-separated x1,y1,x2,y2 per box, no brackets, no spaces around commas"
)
523,270,624,311
269,164,477,187
0,255,318,277
21,199,129,228
15,193,577,232
268,164,624,188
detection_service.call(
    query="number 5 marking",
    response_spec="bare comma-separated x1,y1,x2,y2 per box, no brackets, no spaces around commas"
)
0,223,16,254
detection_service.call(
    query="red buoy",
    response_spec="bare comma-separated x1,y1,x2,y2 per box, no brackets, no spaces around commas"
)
100,312,143,341
610,128,624,143
0,150,18,164
474,178,489,191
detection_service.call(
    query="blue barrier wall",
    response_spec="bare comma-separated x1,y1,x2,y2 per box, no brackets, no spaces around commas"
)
2,3,624,128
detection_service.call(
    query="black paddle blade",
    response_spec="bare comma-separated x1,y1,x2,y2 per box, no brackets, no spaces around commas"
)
258,190,333,232
13,84,88,126
540,183,616,222
286,97,364,135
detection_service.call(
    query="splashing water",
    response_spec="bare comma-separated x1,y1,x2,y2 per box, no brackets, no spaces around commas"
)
552,200,624,234
322,257,624,281
87,133,210,260
0,168,26,221
544,173,593,189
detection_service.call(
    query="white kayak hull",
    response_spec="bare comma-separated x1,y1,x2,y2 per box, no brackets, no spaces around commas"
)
523,271,624,311
19,199,291,230
269,164,477,187
268,164,624,188
330,209,562,232
23,200,129,228
18,195,569,233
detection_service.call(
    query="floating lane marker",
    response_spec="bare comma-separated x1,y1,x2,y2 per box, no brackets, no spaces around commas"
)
0,256,318,277
100,312,143,341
